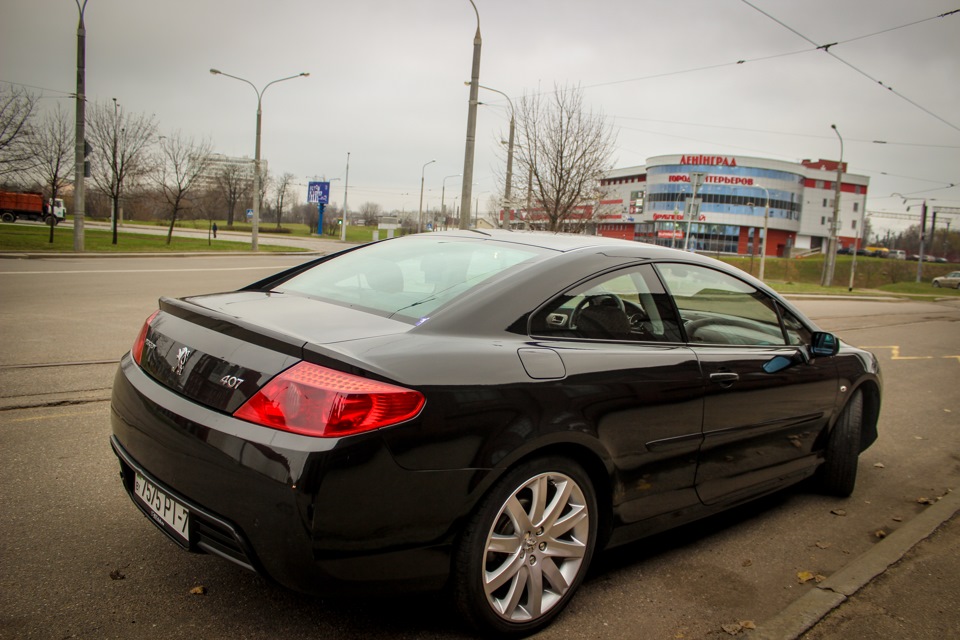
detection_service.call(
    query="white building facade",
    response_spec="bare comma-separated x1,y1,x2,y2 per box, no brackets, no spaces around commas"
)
598,154,869,256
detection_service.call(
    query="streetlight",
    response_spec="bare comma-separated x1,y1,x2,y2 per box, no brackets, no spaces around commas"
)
821,124,843,286
418,159,436,233
441,174,461,227
758,186,771,281
209,68,309,251
473,83,514,225
460,0,481,230
847,203,867,291
341,152,350,241
72,0,89,252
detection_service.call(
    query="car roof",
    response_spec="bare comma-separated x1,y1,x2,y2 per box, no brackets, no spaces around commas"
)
427,229,701,260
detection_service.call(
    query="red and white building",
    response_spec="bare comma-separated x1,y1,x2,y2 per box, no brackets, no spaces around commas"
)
594,154,869,256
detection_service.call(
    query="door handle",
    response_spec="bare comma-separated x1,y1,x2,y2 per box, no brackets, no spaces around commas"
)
709,372,739,384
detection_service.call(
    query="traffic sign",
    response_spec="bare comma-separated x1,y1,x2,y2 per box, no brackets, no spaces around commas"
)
308,181,330,204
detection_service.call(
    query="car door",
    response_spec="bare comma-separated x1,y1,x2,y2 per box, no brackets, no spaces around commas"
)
654,263,839,506
529,263,706,526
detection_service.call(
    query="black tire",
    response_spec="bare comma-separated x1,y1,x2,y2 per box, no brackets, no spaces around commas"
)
454,457,598,637
44,215,58,226
816,389,863,497
933,281,941,288
1,212,14,223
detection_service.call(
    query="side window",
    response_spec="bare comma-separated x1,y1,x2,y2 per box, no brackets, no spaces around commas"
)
779,304,813,346
530,264,682,342
655,263,787,346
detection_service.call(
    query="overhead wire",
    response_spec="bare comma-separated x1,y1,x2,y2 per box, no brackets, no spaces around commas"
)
738,1,960,133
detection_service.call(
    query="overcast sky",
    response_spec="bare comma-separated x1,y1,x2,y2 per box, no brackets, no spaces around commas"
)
2,0,958,233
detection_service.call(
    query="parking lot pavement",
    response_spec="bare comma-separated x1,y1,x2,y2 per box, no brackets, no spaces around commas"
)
752,489,960,640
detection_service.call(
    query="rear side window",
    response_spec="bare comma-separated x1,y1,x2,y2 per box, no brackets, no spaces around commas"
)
655,263,786,346
276,237,545,322
530,264,682,342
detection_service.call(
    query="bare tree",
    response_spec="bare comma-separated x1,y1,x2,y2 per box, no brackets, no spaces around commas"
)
359,201,382,226
27,103,74,242
155,132,213,244
513,84,617,232
87,100,158,243
272,171,294,228
0,85,38,177
215,162,252,227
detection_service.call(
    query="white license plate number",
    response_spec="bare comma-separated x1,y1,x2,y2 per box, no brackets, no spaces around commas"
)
134,472,190,544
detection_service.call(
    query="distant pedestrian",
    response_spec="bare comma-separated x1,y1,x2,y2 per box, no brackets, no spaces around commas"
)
212,222,218,238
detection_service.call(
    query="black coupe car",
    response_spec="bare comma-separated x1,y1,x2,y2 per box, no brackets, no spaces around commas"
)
110,230,881,636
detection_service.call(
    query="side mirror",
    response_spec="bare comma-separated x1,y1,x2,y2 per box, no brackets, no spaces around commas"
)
809,331,839,358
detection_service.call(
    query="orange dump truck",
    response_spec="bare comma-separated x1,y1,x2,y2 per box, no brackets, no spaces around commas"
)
0,191,66,225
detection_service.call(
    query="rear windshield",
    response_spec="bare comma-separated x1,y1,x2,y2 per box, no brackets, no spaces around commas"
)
275,236,546,323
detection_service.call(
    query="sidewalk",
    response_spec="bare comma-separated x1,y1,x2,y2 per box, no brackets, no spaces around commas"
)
751,489,960,639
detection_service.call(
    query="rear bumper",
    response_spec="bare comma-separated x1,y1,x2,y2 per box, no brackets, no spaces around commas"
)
110,354,475,596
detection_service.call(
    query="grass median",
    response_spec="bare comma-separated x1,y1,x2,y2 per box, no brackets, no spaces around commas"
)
0,223,305,253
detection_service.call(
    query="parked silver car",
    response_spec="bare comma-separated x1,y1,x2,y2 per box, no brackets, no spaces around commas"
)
932,271,960,289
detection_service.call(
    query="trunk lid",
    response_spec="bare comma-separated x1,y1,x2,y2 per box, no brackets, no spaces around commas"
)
138,292,412,413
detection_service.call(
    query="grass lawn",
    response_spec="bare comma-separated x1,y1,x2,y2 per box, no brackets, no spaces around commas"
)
0,223,303,253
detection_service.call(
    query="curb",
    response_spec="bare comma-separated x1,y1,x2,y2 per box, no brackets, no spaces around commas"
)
751,488,960,639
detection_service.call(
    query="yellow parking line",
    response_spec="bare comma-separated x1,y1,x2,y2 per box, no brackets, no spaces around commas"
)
862,346,959,361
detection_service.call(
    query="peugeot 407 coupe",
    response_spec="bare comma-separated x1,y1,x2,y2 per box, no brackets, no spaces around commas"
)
110,230,881,636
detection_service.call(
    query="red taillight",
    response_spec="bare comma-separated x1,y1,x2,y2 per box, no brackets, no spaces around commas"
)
233,362,425,438
132,310,160,365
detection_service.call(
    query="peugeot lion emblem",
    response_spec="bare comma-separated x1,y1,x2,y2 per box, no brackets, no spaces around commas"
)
173,346,192,377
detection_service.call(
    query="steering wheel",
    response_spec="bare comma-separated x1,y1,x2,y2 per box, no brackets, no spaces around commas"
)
571,293,625,329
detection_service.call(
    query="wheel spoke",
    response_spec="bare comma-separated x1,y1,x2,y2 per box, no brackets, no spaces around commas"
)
540,555,571,595
547,501,588,539
487,531,521,555
484,547,525,594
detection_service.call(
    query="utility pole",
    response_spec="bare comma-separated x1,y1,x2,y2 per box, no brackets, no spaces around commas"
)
72,0,88,252
821,124,843,286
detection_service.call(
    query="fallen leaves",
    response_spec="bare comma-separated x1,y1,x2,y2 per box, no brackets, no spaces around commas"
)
109,569,125,580
189,585,207,596
721,620,756,635
830,508,847,517
797,571,826,584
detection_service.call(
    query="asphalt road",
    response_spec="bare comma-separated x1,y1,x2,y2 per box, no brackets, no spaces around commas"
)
1,254,958,640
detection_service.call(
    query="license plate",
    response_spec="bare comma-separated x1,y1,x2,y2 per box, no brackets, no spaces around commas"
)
134,472,190,545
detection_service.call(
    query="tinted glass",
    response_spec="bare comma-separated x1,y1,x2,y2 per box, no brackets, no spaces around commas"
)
530,264,682,342
656,263,786,346
276,237,545,323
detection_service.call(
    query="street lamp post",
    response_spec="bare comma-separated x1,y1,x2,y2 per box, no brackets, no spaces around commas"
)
418,159,436,233
441,174,460,228
460,0,481,230
758,186,771,281
474,84,514,226
821,124,843,286
209,68,309,251
341,152,350,241
72,0,88,252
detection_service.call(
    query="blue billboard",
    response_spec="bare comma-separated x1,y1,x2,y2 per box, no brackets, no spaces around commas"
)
307,181,330,204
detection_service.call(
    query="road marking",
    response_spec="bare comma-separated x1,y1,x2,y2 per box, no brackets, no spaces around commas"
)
862,346,959,361
0,408,104,424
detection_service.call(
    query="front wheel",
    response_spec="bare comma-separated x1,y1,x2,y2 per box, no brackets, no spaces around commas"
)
1,212,14,223
816,390,863,497
454,457,598,637
933,281,942,288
